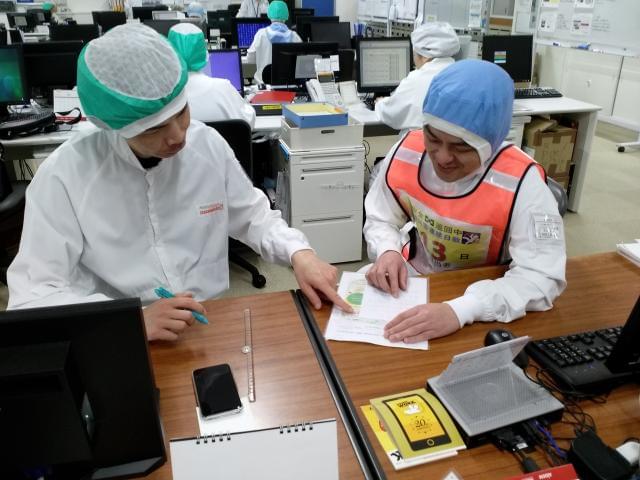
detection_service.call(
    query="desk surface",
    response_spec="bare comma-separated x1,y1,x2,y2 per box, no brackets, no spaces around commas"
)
147,291,365,479
308,252,640,479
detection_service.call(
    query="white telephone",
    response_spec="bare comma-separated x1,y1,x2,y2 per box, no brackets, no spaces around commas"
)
306,73,344,107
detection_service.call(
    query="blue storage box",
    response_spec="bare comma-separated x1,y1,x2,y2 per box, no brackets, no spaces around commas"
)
282,102,348,129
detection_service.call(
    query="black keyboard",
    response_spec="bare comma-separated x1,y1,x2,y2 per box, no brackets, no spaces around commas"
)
514,87,563,99
526,326,635,392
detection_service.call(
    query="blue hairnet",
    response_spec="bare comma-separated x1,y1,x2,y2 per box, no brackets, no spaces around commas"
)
423,59,514,155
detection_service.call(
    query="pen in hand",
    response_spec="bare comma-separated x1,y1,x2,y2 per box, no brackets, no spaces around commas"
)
154,287,209,325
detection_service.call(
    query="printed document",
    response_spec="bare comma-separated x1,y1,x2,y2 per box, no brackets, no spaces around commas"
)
325,272,428,350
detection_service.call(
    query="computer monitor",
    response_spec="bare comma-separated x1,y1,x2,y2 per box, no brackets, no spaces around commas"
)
310,21,351,49
7,12,36,31
0,44,28,118
142,19,180,37
227,3,241,15
356,37,412,94
606,296,640,374
0,299,166,478
271,41,339,88
206,49,244,96
91,11,127,33
49,24,100,43
132,4,168,21
232,17,269,49
22,41,84,96
26,8,48,25
481,34,534,84
296,15,339,42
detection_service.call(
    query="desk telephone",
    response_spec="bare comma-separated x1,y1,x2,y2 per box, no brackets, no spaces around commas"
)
306,75,361,108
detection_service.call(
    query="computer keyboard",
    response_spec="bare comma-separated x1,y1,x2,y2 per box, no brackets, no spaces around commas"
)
514,87,563,99
526,326,634,392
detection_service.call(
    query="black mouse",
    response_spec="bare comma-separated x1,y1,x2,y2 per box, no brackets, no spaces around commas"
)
484,328,529,369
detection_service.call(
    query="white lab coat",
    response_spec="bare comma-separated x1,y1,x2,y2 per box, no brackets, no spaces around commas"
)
185,72,256,128
364,141,567,327
236,0,269,18
7,121,310,309
375,57,455,137
246,26,302,84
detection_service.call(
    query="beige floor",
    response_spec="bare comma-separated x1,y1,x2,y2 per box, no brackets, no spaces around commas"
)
1,123,639,310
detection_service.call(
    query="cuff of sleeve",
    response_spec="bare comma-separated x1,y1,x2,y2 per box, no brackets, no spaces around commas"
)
445,294,485,328
288,243,315,265
377,242,402,258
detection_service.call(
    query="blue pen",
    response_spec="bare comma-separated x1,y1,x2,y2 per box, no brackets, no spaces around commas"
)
154,286,209,325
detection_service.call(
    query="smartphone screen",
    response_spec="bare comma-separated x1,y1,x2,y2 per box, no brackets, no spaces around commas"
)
192,364,243,419
383,394,451,451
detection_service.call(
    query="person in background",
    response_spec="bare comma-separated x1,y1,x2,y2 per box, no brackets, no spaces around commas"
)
364,59,566,343
168,23,255,127
7,23,352,341
246,0,301,85
185,1,207,21
375,22,460,137
236,0,269,18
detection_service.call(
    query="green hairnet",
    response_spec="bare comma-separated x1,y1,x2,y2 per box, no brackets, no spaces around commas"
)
77,23,188,138
42,2,55,11
268,1,289,22
168,23,208,72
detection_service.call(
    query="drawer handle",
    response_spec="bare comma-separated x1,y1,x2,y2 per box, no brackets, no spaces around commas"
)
301,166,353,173
302,215,353,224
320,129,335,134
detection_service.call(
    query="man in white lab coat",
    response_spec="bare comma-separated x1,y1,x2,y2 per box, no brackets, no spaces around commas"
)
168,23,256,127
246,1,301,85
375,22,460,137
236,0,269,18
7,23,352,341
364,60,566,343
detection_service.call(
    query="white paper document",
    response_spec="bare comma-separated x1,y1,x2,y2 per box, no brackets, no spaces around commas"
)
325,272,429,350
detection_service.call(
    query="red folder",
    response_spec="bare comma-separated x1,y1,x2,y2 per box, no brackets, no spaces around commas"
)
250,90,297,104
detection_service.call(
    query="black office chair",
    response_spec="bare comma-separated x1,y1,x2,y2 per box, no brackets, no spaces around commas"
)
547,177,568,216
205,120,266,288
0,157,26,286
261,64,272,85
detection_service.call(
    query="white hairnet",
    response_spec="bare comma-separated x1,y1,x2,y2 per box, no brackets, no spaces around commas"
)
411,22,460,59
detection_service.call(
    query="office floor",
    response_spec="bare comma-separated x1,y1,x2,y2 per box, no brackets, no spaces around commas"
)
0,123,638,310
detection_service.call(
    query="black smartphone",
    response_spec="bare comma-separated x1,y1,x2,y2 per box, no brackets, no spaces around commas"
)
192,364,243,419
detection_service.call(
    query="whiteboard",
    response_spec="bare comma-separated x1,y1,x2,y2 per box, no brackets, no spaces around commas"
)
357,0,418,21
536,0,640,55
422,0,485,30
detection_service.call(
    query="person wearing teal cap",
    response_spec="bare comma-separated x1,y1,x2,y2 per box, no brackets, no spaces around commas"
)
246,0,301,84
168,23,255,126
237,0,269,18
7,23,353,341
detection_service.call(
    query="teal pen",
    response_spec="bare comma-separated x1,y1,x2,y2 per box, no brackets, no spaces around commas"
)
154,287,209,325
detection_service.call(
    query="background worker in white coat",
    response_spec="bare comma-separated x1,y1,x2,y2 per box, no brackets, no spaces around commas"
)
246,1,301,85
364,59,566,343
375,22,460,137
168,23,256,127
236,0,269,18
7,23,352,341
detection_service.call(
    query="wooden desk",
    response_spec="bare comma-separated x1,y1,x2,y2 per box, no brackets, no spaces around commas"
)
146,291,365,479
307,253,640,479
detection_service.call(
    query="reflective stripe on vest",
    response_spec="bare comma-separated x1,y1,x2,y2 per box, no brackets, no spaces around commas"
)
387,129,545,273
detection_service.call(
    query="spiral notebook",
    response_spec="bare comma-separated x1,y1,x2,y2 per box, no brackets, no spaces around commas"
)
170,419,339,480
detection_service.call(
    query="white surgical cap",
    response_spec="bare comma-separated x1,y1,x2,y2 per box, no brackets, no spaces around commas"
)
411,22,460,59
77,23,188,138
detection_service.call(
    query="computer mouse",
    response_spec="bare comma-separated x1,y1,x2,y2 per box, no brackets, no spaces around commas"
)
484,329,529,369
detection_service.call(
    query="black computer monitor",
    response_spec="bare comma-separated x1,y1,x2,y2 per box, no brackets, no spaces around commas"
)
296,15,339,42
0,298,166,479
206,49,244,96
606,296,640,374
7,12,36,31
271,41,339,87
22,40,84,97
49,24,100,42
27,8,49,25
310,21,351,49
481,34,534,83
356,37,412,94
142,19,180,37
231,17,269,49
0,44,28,119
291,7,314,27
227,3,241,15
132,4,168,21
91,11,127,33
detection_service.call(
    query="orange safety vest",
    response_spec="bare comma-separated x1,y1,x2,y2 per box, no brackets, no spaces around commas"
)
386,129,546,274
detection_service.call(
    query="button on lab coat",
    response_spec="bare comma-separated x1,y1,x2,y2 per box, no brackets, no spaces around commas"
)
8,121,310,309
375,57,455,137
185,71,256,127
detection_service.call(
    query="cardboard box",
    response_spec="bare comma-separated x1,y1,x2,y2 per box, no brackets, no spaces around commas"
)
282,102,348,129
523,117,576,177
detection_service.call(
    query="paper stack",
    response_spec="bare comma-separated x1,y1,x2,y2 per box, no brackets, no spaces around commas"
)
616,240,640,267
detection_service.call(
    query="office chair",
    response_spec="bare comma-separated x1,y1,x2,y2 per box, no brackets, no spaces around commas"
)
547,177,568,216
205,120,266,288
0,158,26,286
261,64,272,85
